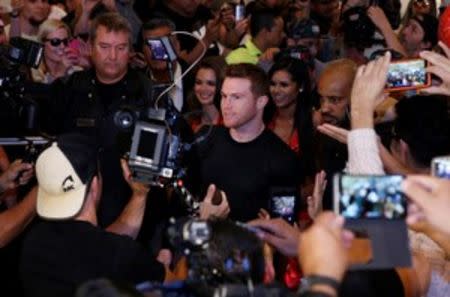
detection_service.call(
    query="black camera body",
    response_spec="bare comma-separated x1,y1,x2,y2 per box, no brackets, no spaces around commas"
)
0,38,44,136
127,108,186,186
0,38,43,89
114,100,189,187
7,37,44,69
167,217,212,252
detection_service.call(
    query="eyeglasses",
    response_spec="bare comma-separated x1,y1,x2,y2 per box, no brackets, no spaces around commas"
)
44,38,69,47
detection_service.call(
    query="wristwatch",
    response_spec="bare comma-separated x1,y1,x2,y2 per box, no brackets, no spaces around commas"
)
298,275,340,295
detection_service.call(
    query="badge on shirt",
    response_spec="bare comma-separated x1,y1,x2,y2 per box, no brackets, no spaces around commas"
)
76,118,96,127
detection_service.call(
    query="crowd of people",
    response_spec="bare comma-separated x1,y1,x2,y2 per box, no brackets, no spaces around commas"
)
0,0,450,296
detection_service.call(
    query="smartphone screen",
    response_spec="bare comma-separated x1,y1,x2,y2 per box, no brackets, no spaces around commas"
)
385,59,430,92
235,3,245,21
334,174,407,219
146,39,168,60
269,187,298,224
432,157,450,179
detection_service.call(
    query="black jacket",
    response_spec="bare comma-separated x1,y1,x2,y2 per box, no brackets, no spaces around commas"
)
42,68,153,227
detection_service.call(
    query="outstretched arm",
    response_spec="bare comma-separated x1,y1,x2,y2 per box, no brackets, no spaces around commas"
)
0,187,37,247
367,6,407,57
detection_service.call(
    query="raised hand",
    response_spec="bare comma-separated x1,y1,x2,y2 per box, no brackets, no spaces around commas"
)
351,52,390,129
307,170,327,220
420,41,450,96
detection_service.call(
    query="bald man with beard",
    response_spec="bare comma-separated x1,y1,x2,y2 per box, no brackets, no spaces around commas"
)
317,59,357,126
315,59,357,209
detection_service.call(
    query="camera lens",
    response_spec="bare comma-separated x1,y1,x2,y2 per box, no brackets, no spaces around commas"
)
113,109,136,131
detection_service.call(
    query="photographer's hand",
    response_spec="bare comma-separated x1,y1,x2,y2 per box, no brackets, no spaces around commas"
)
199,184,230,219
204,16,221,45
106,159,150,239
248,218,300,257
219,5,235,31
351,52,390,130
299,212,353,296
420,41,450,96
120,159,149,198
0,160,33,194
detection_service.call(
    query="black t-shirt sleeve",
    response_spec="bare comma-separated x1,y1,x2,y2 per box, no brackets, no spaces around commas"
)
114,237,165,284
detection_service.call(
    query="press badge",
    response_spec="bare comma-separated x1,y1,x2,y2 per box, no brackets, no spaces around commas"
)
76,118,96,127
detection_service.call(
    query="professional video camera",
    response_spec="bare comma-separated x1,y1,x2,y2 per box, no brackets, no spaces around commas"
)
0,37,44,136
114,33,208,193
114,99,192,187
115,33,188,187
0,37,43,70
138,218,294,297
0,136,51,165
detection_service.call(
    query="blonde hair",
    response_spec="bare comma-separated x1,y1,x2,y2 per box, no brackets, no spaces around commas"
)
38,19,72,42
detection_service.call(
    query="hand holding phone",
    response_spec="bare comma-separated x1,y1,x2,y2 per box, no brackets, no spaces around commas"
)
145,37,177,61
385,59,430,92
269,187,298,224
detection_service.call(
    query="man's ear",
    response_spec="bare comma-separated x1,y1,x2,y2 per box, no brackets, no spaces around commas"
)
256,95,269,110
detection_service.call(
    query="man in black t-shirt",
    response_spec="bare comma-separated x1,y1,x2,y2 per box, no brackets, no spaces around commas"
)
196,64,300,222
19,134,166,297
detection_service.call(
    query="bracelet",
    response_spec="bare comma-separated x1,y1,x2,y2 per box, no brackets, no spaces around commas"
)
299,274,340,295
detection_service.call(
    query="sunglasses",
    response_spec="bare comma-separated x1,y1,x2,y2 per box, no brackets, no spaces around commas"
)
44,38,69,47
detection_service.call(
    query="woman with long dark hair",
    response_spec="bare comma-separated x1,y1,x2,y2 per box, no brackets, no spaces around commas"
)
266,57,316,180
186,56,225,133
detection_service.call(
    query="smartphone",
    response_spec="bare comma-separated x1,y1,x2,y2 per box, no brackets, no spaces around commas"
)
269,187,298,224
432,156,450,179
68,39,81,56
146,38,169,60
333,174,407,219
235,2,245,21
385,59,430,92
145,37,177,61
